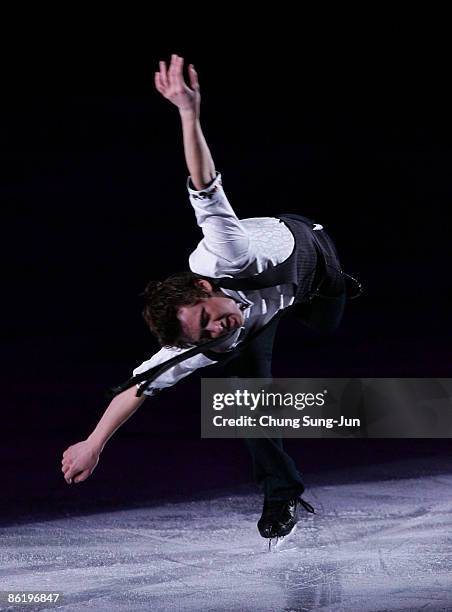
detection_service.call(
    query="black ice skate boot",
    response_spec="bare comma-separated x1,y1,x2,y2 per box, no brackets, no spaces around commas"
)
257,496,315,550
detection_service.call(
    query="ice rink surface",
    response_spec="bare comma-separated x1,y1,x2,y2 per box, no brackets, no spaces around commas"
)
2,457,452,612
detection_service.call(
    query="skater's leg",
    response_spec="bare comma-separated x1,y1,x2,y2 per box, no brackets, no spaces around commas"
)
244,437,304,500
293,291,346,334
220,315,304,500
293,227,347,334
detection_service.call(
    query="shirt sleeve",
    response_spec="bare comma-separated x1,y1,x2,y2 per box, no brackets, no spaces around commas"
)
187,172,254,277
132,346,217,397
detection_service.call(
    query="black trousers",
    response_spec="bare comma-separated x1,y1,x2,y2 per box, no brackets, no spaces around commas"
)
217,290,346,501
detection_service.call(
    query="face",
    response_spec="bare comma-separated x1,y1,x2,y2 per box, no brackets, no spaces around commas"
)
177,280,245,345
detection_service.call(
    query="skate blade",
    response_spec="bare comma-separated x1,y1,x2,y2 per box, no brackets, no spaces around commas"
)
268,523,298,553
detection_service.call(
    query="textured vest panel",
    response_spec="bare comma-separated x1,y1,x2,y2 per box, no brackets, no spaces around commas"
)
198,213,344,304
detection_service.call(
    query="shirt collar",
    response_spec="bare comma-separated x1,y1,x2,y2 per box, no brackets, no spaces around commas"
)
219,288,253,309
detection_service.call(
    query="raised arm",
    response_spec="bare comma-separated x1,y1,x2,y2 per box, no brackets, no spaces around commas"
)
155,54,215,190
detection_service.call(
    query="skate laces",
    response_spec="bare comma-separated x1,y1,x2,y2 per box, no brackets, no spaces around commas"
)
263,496,315,516
297,496,315,514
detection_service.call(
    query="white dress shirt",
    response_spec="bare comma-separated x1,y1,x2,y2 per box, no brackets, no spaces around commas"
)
132,172,296,396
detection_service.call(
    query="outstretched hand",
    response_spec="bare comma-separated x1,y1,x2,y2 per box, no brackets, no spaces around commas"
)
155,54,200,116
61,440,100,484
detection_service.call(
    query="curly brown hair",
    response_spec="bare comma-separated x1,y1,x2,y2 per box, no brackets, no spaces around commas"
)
141,271,216,348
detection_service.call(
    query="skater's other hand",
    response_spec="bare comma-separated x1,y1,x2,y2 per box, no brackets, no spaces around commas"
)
61,440,100,484
155,54,200,116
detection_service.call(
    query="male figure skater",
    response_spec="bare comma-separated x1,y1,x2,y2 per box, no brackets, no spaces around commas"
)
62,54,353,542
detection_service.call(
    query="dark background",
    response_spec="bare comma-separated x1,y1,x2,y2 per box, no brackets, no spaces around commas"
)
1,21,451,523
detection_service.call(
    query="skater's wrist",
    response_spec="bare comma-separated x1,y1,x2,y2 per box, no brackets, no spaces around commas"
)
85,434,105,454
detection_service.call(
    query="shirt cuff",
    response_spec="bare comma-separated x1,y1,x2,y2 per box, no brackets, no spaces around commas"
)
187,172,222,199
135,383,160,397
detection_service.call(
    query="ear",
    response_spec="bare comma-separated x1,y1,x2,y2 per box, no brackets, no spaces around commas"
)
194,279,214,293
